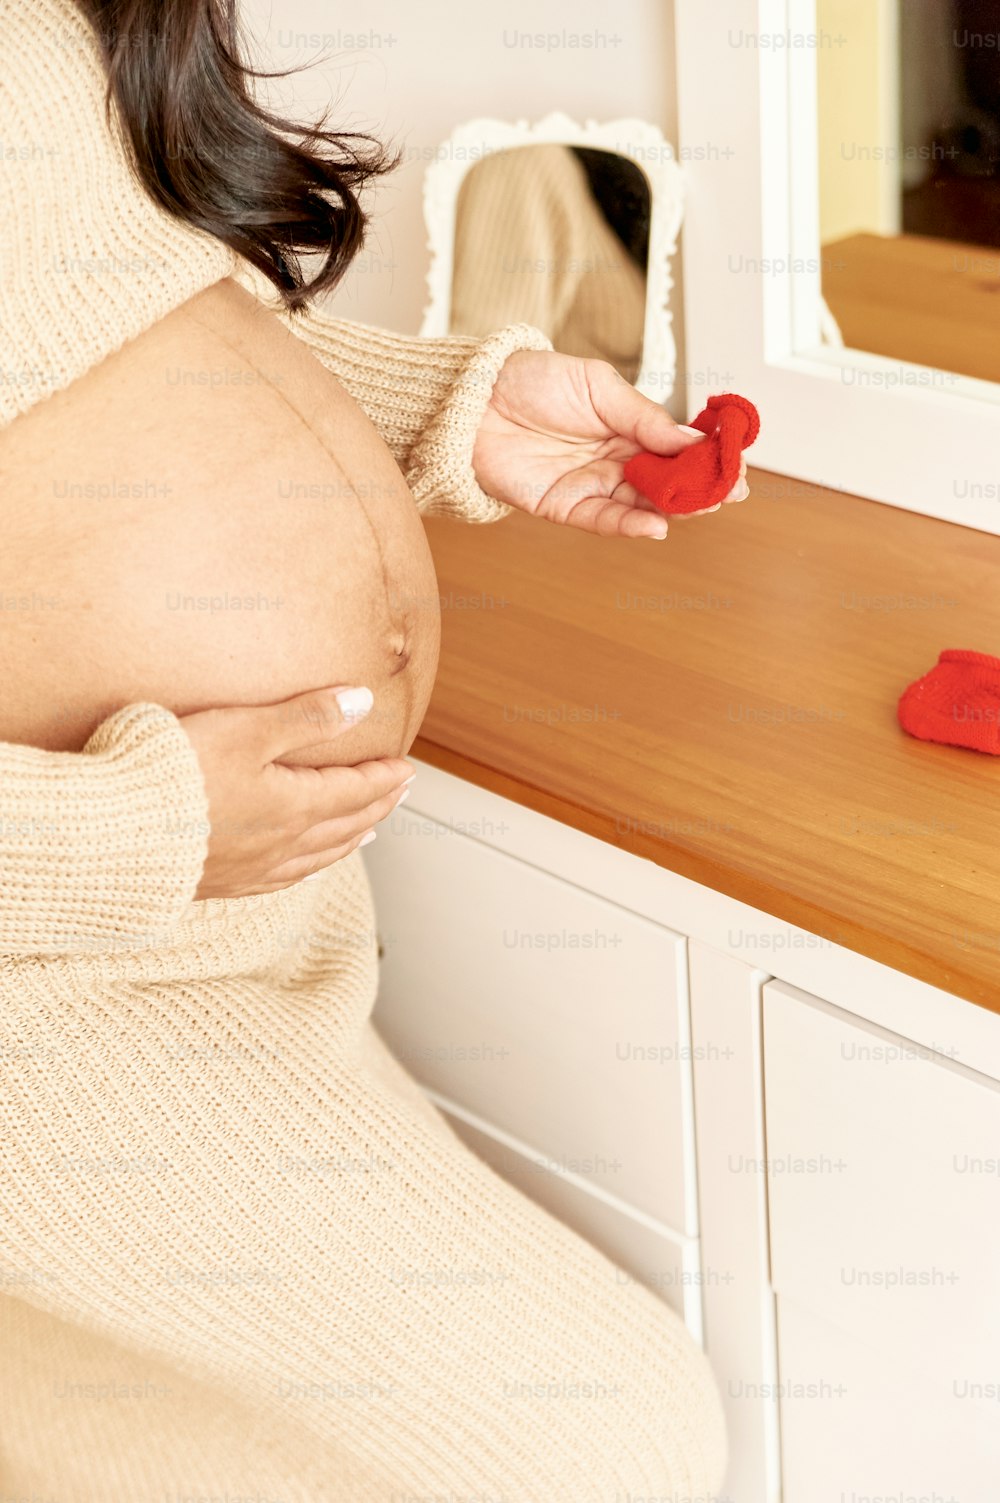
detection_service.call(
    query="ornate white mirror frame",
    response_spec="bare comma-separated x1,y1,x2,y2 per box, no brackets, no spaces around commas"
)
419,112,685,404
677,0,1000,534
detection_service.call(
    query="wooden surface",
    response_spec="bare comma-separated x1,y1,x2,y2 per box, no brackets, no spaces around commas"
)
823,231,1000,383
414,479,1000,1010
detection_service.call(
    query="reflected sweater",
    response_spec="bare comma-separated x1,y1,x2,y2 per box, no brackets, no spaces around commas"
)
450,143,648,384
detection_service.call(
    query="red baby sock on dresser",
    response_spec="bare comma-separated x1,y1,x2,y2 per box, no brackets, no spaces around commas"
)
624,393,760,516
897,649,1000,754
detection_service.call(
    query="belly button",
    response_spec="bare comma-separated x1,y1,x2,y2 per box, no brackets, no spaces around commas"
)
388,630,411,674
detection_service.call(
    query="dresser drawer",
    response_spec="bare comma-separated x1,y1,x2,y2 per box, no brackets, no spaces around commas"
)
365,807,694,1233
777,1295,1000,1502
444,1110,695,1327
762,980,1000,1378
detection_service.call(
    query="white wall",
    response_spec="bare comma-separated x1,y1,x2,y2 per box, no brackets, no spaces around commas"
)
817,0,901,242
243,0,682,394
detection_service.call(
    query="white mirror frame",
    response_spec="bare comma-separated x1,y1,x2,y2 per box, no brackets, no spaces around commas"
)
419,112,685,404
676,0,1000,534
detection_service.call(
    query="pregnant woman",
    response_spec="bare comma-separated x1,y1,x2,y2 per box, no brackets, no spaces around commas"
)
0,1,739,1497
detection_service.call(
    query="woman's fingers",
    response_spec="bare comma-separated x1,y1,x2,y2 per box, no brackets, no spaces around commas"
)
258,761,418,887
252,684,376,763
263,829,382,889
179,686,417,899
586,361,703,455
292,778,414,857
273,756,415,830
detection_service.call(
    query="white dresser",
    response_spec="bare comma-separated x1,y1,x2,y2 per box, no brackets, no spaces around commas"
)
365,760,1000,1503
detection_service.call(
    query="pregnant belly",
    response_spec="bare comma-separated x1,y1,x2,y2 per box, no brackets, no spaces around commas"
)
0,279,442,765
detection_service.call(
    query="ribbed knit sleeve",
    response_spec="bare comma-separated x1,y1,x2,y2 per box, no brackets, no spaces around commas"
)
232,264,553,523
0,703,208,955
296,316,553,524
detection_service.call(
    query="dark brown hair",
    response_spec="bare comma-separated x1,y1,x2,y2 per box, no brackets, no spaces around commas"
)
75,0,398,309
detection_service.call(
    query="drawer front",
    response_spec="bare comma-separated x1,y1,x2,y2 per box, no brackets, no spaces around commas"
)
365,808,693,1233
763,980,1000,1377
444,1110,694,1327
777,1296,1000,1502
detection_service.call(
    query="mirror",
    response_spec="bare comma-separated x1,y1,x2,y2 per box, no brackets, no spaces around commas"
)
676,0,1000,532
420,115,684,403
817,0,1000,386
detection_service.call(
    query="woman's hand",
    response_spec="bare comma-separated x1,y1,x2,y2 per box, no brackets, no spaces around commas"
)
179,686,413,899
473,350,749,538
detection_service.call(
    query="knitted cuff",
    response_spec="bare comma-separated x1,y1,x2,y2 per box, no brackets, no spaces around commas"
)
406,322,554,523
0,703,209,955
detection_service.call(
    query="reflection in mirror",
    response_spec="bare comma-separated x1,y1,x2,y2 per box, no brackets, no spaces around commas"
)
449,145,650,383
817,0,1000,385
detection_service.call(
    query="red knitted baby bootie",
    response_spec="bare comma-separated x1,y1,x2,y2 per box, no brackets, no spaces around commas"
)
624,393,760,516
898,649,1000,754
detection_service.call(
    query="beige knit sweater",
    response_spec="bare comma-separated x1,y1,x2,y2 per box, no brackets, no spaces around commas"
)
0,3,727,1498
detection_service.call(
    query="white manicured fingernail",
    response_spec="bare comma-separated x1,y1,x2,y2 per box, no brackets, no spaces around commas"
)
394,787,411,808
359,831,377,847
402,772,417,785
678,425,705,438
335,686,374,723
727,480,750,501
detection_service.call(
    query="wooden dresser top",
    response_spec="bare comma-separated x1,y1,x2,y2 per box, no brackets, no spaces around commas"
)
416,472,1000,1010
